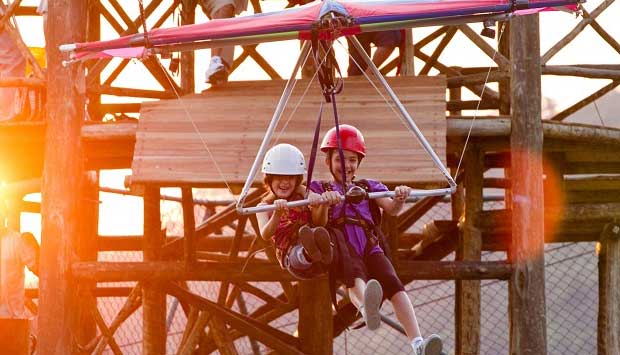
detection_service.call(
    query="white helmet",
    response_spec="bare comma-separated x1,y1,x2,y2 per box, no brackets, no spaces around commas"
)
262,143,306,175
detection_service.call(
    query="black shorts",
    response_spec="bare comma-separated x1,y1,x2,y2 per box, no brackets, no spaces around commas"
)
331,230,405,299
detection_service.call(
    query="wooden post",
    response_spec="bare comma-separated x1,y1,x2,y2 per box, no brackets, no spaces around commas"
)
75,171,99,346
38,0,88,353
180,0,195,94
498,22,511,116
455,146,483,355
449,86,462,117
143,186,166,354
509,13,547,355
598,222,620,355
401,29,415,76
299,276,332,355
182,187,196,265
86,1,102,121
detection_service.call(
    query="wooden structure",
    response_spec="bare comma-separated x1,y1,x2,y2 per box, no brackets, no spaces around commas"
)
1,0,619,354
131,76,447,187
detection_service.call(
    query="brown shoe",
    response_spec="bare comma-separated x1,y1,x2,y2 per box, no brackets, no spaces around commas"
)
299,226,321,262
313,227,333,264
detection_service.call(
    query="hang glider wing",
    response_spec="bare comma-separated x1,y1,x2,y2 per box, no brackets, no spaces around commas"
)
60,0,580,60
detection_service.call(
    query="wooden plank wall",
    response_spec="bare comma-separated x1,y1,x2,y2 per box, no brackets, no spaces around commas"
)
132,76,447,187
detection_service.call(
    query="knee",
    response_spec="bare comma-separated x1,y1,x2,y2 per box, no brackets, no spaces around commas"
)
380,275,405,300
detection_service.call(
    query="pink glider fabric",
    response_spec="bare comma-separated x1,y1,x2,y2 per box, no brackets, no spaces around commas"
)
66,0,580,59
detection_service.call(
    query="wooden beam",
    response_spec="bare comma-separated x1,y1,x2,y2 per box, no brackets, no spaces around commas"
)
75,172,99,347
419,27,457,75
397,261,512,280
91,305,123,355
88,85,177,99
0,77,45,88
458,24,510,69
299,276,333,355
582,8,620,56
198,289,299,354
81,122,136,170
182,187,196,265
142,186,166,354
37,1,87,353
166,283,304,355
401,29,414,76
446,118,620,146
72,261,295,282
98,235,254,252
597,222,620,355
541,0,615,64
455,147,483,355
509,13,547,354
550,80,620,122
542,65,620,79
91,284,142,355
414,49,500,102
498,21,511,116
208,316,239,355
181,0,195,94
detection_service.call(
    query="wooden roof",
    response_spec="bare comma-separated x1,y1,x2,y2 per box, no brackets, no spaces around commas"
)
131,76,447,188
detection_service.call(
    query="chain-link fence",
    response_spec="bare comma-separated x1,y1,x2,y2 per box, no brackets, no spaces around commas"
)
96,200,600,355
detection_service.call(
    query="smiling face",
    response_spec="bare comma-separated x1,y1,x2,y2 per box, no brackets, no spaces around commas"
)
326,149,360,184
269,174,301,199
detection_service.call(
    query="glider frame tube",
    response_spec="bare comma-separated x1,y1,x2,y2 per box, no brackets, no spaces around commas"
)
237,36,455,215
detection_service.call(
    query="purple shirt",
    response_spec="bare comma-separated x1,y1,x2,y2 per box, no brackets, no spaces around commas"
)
309,179,388,257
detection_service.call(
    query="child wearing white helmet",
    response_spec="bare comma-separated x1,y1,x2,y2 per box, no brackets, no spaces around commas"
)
256,143,333,279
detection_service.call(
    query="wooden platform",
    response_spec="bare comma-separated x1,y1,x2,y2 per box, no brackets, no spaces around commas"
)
131,76,448,188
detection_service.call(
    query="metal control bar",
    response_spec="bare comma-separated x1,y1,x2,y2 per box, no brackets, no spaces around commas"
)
238,187,452,215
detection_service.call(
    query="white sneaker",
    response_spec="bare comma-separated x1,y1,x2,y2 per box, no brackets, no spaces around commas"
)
414,334,443,355
363,279,383,331
205,56,228,85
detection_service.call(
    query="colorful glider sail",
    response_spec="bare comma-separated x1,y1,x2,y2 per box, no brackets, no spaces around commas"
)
60,0,580,60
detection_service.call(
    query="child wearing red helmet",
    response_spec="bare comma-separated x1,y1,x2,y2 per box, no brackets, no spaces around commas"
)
310,125,443,355
256,143,333,280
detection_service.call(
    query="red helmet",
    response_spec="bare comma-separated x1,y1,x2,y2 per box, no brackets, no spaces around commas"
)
320,124,366,157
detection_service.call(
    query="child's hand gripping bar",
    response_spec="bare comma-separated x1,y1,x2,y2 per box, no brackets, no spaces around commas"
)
237,187,453,215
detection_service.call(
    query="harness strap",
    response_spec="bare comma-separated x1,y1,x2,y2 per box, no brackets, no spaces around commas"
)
305,102,324,197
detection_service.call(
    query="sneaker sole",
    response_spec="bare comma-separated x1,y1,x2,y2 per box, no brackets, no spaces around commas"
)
364,279,383,331
314,227,333,264
299,226,321,262
422,334,443,355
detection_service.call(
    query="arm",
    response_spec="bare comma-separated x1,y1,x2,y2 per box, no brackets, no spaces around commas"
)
256,200,287,241
310,190,341,226
374,185,410,216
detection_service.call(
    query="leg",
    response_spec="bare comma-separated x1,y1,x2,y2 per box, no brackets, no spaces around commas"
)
391,291,421,340
202,2,236,84
347,277,366,310
366,30,402,74
367,252,443,354
210,4,235,63
347,277,382,330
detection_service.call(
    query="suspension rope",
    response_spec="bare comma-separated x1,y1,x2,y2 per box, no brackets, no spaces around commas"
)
336,37,431,150
274,43,335,143
455,23,506,175
153,58,239,202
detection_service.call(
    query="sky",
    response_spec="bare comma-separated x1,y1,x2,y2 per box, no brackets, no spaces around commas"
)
14,0,620,243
